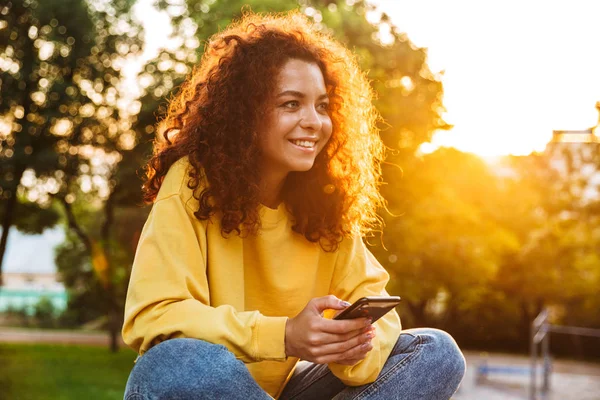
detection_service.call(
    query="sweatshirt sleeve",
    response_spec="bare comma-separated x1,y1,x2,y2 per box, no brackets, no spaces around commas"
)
121,163,288,363
327,236,402,386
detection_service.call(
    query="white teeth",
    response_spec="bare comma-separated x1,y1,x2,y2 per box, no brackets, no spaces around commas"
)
291,140,316,148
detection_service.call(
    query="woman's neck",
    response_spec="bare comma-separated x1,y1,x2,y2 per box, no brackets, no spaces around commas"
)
259,170,287,209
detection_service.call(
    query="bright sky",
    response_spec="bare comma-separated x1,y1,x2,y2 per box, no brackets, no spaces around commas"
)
4,228,64,273
132,0,600,157
370,0,600,156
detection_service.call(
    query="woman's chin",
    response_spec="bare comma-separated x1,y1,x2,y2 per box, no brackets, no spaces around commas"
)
289,161,316,173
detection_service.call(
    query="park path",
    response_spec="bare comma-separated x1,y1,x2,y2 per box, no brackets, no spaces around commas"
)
0,326,125,347
454,351,600,400
1,327,599,399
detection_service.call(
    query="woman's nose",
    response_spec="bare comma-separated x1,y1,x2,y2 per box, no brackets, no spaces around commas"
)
299,106,323,131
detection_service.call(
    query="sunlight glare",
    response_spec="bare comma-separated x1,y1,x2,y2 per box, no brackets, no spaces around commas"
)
369,0,600,157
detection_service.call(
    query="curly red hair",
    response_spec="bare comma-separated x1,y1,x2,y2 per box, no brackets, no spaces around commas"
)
144,10,385,251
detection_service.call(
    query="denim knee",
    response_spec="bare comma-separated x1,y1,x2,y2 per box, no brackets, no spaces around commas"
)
124,338,258,400
418,329,466,387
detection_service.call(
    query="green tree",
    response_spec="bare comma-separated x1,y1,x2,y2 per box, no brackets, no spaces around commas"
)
0,0,95,284
444,144,600,354
496,144,600,347
372,148,519,327
34,296,57,328
55,0,147,352
1,0,146,349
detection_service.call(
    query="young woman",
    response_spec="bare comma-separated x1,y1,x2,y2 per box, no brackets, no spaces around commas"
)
122,11,465,400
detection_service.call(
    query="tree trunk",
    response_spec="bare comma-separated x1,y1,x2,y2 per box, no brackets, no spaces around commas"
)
520,301,532,343
102,189,119,353
406,300,428,327
61,187,120,352
440,293,456,331
108,306,120,353
61,198,92,255
0,166,25,287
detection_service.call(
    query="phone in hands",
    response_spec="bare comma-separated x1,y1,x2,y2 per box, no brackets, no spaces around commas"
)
334,296,401,323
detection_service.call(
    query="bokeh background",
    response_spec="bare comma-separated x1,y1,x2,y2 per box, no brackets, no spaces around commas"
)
1,0,599,399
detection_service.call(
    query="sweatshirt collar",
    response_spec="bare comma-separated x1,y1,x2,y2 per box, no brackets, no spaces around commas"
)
259,202,287,225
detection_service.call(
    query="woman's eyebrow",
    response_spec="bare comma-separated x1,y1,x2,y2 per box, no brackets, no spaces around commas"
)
276,90,329,100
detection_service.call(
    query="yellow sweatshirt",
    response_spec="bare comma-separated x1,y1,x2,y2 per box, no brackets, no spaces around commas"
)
122,157,401,398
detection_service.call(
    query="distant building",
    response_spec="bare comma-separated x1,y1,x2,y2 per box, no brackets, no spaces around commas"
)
545,102,600,204
549,102,600,144
0,272,67,315
0,228,67,315
486,102,600,206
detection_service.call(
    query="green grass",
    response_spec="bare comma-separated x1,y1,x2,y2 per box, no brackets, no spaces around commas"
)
0,343,137,400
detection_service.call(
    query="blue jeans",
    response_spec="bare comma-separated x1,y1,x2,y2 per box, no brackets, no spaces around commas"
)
124,328,466,399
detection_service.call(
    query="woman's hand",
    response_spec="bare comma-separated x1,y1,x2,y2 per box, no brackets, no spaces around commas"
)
285,295,376,365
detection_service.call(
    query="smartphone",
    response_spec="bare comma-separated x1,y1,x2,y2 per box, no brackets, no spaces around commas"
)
334,296,401,323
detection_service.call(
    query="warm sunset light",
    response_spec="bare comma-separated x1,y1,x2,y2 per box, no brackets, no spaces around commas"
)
4,3,600,398
370,0,600,157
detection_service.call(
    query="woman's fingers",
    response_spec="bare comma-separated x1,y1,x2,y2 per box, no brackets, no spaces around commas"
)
309,326,375,356
310,295,351,313
285,296,375,364
310,325,372,346
319,316,371,334
312,336,374,364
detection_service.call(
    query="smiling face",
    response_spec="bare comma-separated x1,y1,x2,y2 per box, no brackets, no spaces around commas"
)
258,58,333,183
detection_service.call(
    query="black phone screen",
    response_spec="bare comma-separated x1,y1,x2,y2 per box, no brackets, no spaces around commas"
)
333,296,401,323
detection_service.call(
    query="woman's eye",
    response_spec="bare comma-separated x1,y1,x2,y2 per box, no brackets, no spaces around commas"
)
317,102,330,112
282,101,300,109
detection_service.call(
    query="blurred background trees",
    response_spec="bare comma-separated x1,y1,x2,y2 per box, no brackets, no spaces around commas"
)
1,0,599,358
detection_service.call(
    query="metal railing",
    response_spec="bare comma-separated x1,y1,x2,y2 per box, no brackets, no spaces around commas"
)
529,308,600,400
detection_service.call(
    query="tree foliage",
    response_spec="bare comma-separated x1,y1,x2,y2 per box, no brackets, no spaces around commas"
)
0,0,141,283
1,0,146,349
